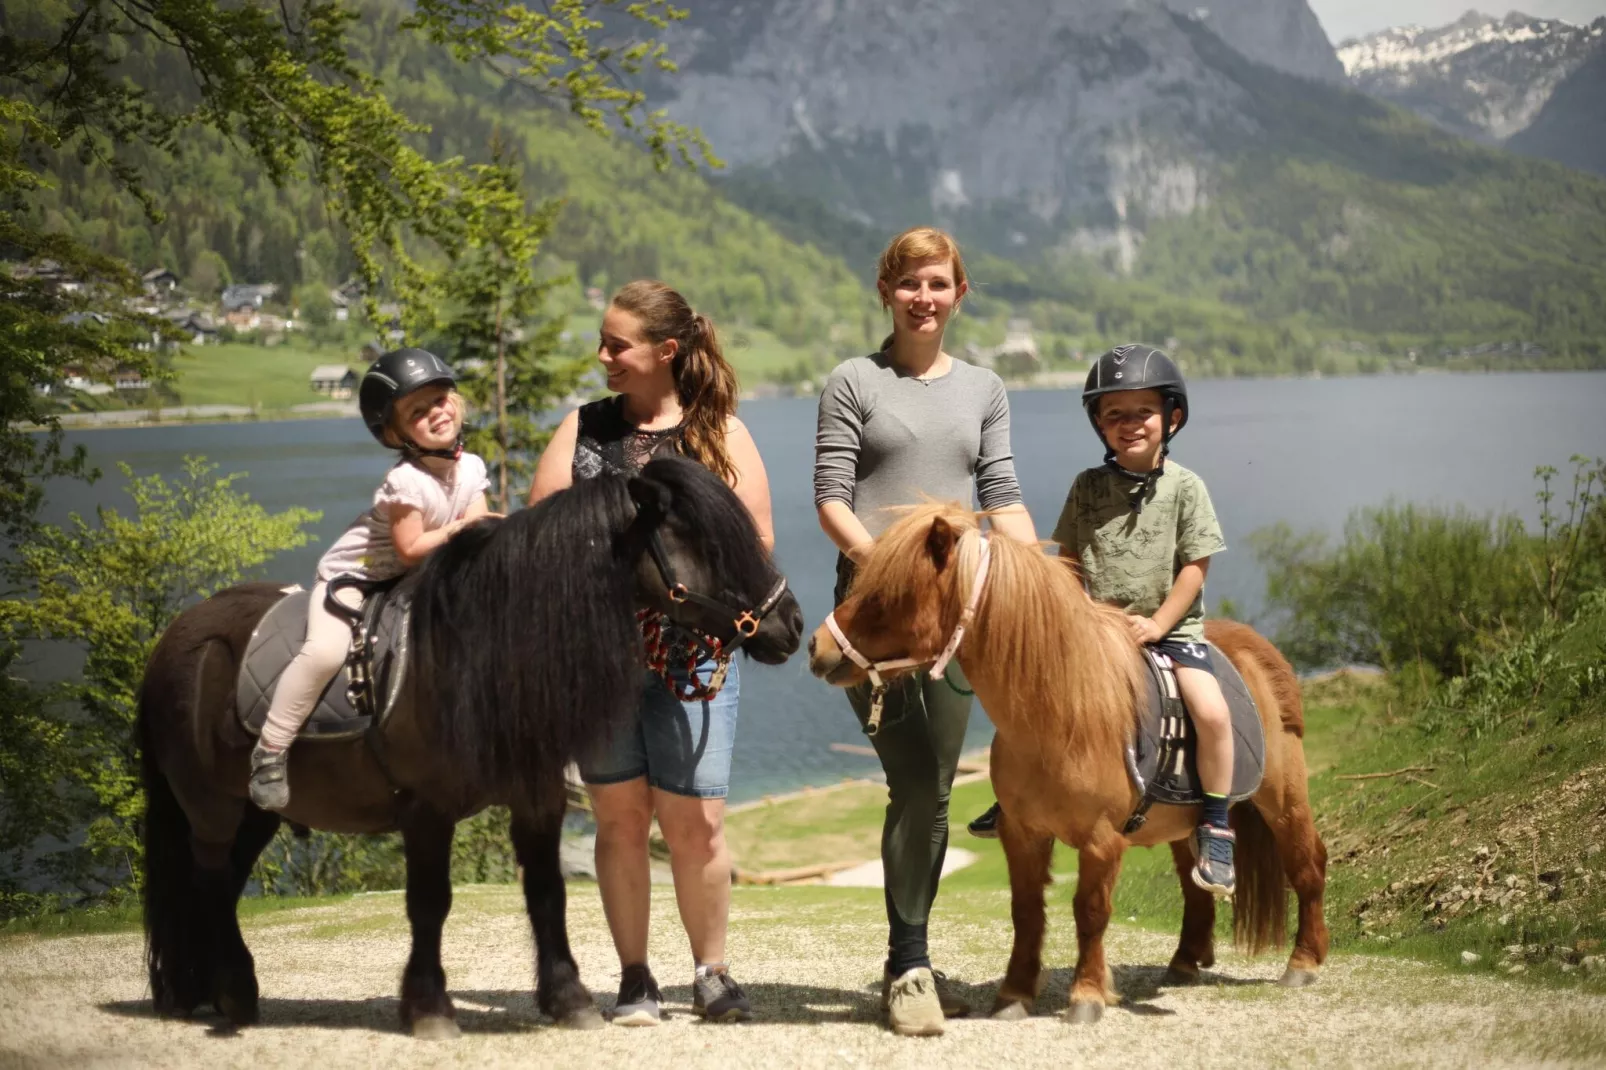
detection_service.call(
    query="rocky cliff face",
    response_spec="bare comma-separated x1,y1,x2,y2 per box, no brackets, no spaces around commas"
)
645,0,1342,246
1505,45,1606,175
1338,11,1606,144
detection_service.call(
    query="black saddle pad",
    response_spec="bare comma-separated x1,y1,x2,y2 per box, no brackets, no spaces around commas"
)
236,580,411,741
1130,643,1265,805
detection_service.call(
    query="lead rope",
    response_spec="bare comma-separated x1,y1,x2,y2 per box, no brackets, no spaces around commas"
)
637,609,732,702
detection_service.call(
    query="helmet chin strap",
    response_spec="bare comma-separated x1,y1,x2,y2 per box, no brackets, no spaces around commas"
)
1103,397,1176,515
400,435,464,462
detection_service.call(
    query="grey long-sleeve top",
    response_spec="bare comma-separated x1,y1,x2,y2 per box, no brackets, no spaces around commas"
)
814,352,1024,538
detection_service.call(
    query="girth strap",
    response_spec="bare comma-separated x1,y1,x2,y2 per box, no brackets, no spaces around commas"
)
1121,649,1189,836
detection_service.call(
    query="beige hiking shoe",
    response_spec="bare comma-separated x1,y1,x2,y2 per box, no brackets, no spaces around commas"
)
883,967,945,1036
882,967,970,1018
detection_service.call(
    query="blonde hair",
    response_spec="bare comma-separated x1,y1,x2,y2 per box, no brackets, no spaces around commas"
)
610,280,740,485
383,387,464,450
874,226,969,350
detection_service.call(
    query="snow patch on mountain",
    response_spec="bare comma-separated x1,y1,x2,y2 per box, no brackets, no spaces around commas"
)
1338,11,1606,142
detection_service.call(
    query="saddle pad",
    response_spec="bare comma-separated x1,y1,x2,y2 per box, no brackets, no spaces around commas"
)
1130,643,1265,805
236,583,411,741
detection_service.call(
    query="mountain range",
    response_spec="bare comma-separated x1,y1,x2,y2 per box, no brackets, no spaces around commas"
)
1338,11,1606,174
25,0,1606,384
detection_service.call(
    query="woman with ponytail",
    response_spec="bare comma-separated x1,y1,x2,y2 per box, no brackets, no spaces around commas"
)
529,280,771,1025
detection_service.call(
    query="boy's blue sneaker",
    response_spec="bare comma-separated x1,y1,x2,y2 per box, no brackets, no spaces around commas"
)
1191,824,1236,898
967,802,1002,839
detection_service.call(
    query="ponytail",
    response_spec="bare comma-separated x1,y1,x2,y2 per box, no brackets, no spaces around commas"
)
609,281,740,485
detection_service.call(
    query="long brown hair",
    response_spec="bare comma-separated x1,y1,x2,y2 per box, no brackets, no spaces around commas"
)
610,280,740,484
875,226,969,352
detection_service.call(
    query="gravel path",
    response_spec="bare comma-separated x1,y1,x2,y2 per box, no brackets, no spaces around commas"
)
2,885,1602,1069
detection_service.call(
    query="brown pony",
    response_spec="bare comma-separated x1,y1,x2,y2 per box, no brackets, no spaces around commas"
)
807,504,1327,1023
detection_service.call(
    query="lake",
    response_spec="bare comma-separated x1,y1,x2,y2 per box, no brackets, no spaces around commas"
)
43,371,1606,803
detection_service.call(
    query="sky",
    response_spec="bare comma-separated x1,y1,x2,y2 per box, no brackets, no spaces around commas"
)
1311,0,1606,41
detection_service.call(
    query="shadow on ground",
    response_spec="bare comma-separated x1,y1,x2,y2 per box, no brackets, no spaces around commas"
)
99,964,1275,1035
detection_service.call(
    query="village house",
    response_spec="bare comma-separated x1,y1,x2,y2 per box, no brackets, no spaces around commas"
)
329,278,365,323
965,318,1040,377
164,308,219,345
310,365,359,399
113,367,151,392
142,267,179,297
220,282,278,312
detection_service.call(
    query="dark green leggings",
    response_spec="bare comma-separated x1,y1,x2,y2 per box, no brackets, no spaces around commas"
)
838,556,973,973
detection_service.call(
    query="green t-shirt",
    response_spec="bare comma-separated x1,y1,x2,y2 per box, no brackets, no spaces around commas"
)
1050,462,1227,642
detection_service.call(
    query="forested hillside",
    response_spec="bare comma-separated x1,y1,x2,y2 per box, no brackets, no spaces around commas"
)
21,0,879,376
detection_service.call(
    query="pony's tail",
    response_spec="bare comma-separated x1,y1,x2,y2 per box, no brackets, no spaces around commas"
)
141,698,214,1016
1230,802,1288,955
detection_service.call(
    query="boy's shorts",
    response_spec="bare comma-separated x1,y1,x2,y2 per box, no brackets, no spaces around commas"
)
1149,638,1214,674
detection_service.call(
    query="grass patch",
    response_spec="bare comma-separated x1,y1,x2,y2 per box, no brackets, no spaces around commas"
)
0,893,352,941
171,341,362,411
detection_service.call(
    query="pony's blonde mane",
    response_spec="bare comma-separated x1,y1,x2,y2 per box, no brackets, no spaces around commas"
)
953,517,1141,759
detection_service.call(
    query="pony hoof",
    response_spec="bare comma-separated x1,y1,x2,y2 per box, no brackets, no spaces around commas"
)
1278,968,1320,989
412,1015,461,1040
214,991,260,1027
1064,1000,1104,1025
1164,965,1200,985
990,1000,1031,1021
559,1005,606,1031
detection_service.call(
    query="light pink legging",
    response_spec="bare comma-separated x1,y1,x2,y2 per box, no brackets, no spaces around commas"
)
257,580,363,751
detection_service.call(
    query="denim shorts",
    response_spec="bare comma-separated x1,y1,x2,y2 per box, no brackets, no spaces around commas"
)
1150,638,1215,674
579,658,741,799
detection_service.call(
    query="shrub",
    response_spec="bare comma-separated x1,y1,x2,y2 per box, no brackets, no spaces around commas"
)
1252,456,1604,678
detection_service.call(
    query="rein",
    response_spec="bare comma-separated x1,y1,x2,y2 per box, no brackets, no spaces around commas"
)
638,527,790,702
825,533,993,735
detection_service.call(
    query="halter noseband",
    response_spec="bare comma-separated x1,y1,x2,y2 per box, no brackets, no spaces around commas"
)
639,526,790,701
824,532,993,735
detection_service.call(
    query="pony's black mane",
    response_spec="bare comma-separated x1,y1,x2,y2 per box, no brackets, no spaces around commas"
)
407,456,777,801
410,474,642,800
637,456,773,606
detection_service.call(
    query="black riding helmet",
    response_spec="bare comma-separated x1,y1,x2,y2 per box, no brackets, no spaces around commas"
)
358,347,461,460
1082,344,1189,512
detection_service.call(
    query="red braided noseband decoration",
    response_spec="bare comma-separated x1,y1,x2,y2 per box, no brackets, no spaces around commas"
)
636,609,732,701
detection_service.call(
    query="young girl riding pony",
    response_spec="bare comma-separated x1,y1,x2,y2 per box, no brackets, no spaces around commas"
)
249,348,492,811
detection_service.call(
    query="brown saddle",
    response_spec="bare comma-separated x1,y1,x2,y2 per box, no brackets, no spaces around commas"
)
1122,642,1266,833
235,579,412,742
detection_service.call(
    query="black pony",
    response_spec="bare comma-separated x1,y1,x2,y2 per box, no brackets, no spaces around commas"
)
139,457,802,1037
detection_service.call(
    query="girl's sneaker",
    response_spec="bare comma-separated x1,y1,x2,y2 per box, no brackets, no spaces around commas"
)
691,964,751,1022
967,802,1002,839
611,963,663,1026
248,743,290,811
1191,824,1237,897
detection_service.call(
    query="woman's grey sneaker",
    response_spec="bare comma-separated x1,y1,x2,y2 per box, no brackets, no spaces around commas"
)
692,965,751,1022
967,801,1002,839
1192,824,1237,898
248,743,290,811
611,963,664,1026
884,967,945,1036
882,967,970,1018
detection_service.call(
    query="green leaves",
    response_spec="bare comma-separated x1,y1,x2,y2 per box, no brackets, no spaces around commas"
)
435,136,587,509
0,458,317,909
1252,457,1606,679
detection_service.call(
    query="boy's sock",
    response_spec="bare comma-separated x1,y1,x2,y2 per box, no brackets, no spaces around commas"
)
1201,792,1230,830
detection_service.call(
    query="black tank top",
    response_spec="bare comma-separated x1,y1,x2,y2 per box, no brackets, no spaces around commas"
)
571,396,685,481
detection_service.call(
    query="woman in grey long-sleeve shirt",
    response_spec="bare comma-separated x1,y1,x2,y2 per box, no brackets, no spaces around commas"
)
814,226,1038,1035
